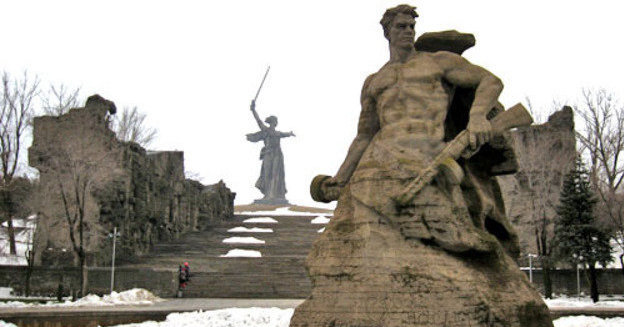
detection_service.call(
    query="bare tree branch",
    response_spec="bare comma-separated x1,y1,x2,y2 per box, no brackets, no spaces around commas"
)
0,71,39,255
40,83,80,116
575,88,624,274
111,106,157,148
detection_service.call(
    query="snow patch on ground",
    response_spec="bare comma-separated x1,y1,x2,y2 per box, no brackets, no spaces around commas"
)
222,237,265,244
0,321,16,327
220,249,262,258
236,207,331,216
0,288,11,298
311,216,330,224
243,217,279,223
109,307,294,327
545,295,624,308
0,215,38,266
317,227,325,233
0,289,162,308
0,256,27,266
600,238,623,269
74,289,162,306
1,215,37,228
228,227,273,233
554,315,624,326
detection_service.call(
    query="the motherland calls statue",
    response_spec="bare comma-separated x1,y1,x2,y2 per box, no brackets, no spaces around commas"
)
246,99,295,205
290,5,553,327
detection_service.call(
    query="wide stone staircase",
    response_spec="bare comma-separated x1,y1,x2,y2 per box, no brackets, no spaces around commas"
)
122,208,330,298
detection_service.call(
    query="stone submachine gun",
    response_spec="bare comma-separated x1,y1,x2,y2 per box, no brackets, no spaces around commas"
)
310,103,533,204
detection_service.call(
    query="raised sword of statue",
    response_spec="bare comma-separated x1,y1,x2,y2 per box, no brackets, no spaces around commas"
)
253,66,271,103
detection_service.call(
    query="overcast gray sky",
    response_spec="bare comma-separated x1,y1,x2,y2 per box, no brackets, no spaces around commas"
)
1,0,623,208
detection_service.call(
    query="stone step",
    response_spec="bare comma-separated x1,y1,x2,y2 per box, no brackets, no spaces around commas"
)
123,212,330,298
182,269,311,298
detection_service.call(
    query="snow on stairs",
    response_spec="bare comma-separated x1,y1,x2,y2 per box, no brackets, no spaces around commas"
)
129,210,331,298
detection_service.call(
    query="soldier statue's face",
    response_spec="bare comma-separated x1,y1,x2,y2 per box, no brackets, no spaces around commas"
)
389,13,416,50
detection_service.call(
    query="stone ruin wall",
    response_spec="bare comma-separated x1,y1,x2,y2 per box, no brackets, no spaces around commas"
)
498,107,576,262
28,95,235,266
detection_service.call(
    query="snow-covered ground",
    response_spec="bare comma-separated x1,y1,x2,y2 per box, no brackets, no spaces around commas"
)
242,217,278,223
545,295,624,308
0,288,12,298
310,216,330,224
600,238,624,269
220,249,262,258
0,216,36,229
222,237,265,244
107,307,294,327
235,207,331,217
554,316,624,327
0,215,38,266
0,289,162,308
227,227,273,233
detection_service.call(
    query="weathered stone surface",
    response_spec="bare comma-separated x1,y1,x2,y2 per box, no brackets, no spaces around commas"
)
291,5,551,326
498,107,576,260
415,30,476,55
0,266,177,297
291,190,551,326
29,96,235,267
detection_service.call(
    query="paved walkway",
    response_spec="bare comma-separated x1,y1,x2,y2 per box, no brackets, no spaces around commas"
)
0,298,305,314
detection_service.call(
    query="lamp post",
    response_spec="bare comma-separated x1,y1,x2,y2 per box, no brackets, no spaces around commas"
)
573,254,583,300
527,253,538,283
108,227,121,293
577,263,581,300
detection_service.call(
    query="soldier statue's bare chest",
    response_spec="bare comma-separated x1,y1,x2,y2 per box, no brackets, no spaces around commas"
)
367,54,445,99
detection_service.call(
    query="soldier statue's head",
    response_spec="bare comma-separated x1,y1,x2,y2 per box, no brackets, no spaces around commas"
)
380,4,418,50
265,115,278,128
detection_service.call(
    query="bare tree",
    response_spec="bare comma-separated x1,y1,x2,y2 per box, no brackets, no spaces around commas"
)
111,106,157,148
0,71,39,255
35,115,119,296
575,88,624,274
40,83,81,116
510,103,576,298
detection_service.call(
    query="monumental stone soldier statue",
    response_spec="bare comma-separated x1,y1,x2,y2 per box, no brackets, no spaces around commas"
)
290,4,553,327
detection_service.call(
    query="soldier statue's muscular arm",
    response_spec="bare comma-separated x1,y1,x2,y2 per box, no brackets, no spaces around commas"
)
321,75,380,200
434,51,503,149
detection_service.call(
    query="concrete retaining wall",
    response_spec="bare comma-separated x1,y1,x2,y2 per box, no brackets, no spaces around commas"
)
522,268,624,295
0,266,177,298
